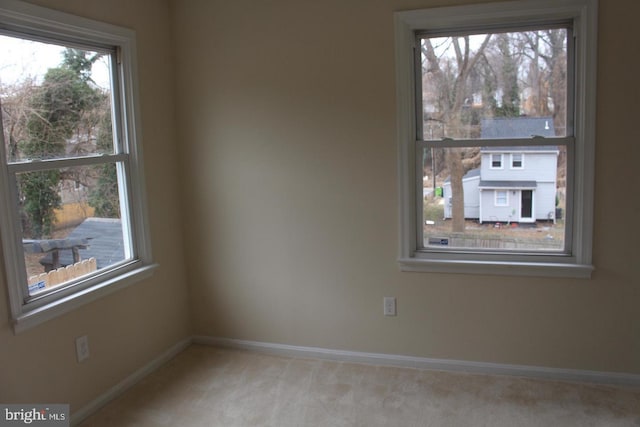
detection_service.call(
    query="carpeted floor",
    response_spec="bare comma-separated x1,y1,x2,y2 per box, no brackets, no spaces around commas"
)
79,345,640,426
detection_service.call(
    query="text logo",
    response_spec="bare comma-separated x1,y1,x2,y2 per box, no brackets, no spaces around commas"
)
0,405,69,427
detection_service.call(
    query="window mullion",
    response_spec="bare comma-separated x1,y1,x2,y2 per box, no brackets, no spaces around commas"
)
7,154,127,174
419,137,574,149
110,52,126,155
413,35,423,141
117,158,134,259
7,171,31,305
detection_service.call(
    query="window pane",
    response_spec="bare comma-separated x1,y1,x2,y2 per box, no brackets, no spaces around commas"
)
0,34,114,162
420,29,568,140
19,163,129,296
495,190,508,206
512,153,523,168
421,145,566,251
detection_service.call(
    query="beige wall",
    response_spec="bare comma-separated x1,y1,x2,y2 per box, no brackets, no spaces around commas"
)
0,0,191,411
174,0,640,374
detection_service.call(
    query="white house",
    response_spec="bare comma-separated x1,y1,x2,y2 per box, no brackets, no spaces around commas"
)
443,117,559,223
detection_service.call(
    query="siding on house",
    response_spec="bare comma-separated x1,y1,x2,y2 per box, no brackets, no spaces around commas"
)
441,117,559,223
444,149,558,223
479,149,558,222
532,182,557,220
443,169,480,219
476,183,557,223
480,151,558,182
480,189,517,223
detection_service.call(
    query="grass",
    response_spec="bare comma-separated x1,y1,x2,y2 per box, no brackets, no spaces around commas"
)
422,196,565,250
424,202,445,223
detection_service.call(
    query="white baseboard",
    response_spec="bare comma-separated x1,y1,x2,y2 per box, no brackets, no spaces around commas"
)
194,336,640,388
71,338,192,426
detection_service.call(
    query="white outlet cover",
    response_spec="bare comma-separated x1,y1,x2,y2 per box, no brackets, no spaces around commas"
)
76,335,90,363
384,297,396,316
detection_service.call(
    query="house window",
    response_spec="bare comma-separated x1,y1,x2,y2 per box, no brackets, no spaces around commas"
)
511,153,524,169
495,190,508,206
491,154,503,169
395,0,596,277
0,1,156,332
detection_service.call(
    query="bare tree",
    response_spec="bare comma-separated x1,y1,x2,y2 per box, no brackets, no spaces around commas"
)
520,30,567,187
422,35,491,232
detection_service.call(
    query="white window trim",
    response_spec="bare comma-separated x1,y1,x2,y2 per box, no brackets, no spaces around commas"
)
394,0,596,278
511,153,524,169
495,190,509,207
0,0,157,333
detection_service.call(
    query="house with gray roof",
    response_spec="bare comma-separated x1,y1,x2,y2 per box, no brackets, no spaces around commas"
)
443,117,559,223
39,217,126,272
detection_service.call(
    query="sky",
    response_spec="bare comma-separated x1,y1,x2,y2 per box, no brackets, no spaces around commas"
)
425,34,490,59
0,34,111,90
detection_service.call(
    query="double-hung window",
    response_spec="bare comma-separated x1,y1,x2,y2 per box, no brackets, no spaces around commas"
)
491,154,503,169
395,0,597,277
495,191,508,207
511,153,524,169
0,0,155,331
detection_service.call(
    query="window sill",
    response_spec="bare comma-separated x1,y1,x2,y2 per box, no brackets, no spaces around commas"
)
398,258,593,279
12,263,159,334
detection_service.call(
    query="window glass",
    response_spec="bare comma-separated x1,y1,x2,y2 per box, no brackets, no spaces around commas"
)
418,27,568,253
511,153,523,168
491,154,502,168
1,33,130,297
420,29,568,140
495,190,508,206
19,164,129,296
1,35,114,162
422,146,565,252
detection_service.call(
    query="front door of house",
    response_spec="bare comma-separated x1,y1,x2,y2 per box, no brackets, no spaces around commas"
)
521,190,533,222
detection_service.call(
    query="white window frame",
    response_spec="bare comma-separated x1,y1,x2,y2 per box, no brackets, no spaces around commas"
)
495,190,509,207
491,153,503,169
0,0,157,332
511,153,524,169
394,0,597,278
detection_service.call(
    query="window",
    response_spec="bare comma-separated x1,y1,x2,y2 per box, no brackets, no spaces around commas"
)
511,153,524,169
495,191,508,207
0,0,155,332
395,0,596,278
491,154,503,169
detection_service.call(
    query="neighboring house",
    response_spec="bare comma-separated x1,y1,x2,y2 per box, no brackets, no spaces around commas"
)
443,168,481,219
443,117,559,223
40,217,125,272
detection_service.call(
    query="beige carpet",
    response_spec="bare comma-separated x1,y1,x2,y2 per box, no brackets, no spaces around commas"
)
79,345,640,426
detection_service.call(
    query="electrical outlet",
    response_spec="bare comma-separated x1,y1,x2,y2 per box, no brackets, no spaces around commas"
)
76,335,90,363
383,297,396,316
